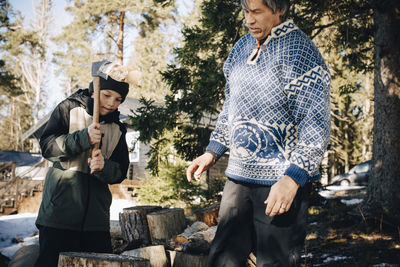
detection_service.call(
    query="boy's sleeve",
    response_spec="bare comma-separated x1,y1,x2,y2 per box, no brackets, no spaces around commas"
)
93,129,129,184
40,101,91,162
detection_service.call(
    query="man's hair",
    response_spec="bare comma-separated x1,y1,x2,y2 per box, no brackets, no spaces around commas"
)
241,0,290,21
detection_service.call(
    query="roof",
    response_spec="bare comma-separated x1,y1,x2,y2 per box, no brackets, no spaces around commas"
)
0,151,42,166
21,97,144,141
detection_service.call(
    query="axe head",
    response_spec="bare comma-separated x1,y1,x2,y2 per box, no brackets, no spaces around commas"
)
91,60,111,79
91,60,141,84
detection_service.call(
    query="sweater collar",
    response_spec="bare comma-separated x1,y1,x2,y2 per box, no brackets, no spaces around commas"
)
247,20,298,65
253,20,298,48
270,19,298,39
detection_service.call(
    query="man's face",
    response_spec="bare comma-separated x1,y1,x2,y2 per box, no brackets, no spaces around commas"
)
98,89,122,116
243,0,283,40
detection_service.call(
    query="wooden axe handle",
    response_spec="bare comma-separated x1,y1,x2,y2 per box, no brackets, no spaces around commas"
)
92,76,100,158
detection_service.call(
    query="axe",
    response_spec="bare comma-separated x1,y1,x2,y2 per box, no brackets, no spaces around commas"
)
91,60,111,159
90,60,142,157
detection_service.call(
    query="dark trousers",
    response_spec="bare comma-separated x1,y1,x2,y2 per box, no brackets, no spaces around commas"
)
208,178,311,267
34,226,112,267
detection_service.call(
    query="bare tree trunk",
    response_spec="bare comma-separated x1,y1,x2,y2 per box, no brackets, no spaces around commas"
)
116,11,125,65
362,1,400,225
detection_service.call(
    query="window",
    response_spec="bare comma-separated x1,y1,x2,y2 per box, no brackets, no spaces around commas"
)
354,162,370,173
125,131,140,163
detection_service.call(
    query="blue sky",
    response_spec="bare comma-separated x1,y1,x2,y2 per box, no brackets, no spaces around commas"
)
11,0,72,34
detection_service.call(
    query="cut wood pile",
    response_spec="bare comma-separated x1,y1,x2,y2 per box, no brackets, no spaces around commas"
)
9,203,259,267
115,205,219,267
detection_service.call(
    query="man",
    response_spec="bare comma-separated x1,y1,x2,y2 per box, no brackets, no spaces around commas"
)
35,75,130,267
186,0,331,266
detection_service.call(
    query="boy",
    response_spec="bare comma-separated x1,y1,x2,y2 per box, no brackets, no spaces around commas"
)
34,75,130,267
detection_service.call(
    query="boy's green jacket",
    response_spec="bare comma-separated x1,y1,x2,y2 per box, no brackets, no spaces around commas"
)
36,89,129,231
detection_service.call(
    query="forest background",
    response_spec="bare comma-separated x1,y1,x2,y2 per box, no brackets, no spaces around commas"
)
0,0,399,242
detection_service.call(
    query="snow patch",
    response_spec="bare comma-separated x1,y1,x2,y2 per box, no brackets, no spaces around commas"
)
319,185,365,199
0,213,38,259
301,253,313,258
322,255,351,263
341,198,363,206
0,199,138,259
110,198,137,220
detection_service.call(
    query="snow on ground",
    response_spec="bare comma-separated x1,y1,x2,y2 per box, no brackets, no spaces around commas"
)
318,185,365,199
0,213,38,259
0,198,137,259
110,198,137,220
322,255,352,263
341,198,363,206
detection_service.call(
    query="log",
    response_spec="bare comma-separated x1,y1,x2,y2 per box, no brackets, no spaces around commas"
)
194,203,220,226
167,251,208,267
189,226,217,243
174,221,209,244
180,226,217,254
119,206,162,247
122,245,167,267
182,238,210,254
57,252,150,267
147,208,186,244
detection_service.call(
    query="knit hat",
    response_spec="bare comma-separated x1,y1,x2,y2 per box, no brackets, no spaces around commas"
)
89,76,129,102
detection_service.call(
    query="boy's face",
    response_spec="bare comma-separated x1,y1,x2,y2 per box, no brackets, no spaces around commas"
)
97,89,123,116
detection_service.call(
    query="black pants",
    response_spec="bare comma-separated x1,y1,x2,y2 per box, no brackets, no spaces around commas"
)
208,178,311,267
34,226,112,267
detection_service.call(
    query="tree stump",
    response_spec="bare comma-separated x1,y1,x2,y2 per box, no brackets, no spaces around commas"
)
57,252,150,267
194,203,220,226
167,251,208,267
119,206,162,247
122,245,168,267
147,208,186,244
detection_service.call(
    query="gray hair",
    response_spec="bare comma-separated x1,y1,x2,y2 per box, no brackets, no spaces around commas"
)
240,0,290,21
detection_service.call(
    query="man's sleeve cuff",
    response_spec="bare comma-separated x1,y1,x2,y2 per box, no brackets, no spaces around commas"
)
206,140,228,159
284,164,309,187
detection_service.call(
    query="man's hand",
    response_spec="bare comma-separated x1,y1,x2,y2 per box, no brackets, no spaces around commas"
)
186,152,215,182
88,122,101,145
88,149,104,174
264,175,300,217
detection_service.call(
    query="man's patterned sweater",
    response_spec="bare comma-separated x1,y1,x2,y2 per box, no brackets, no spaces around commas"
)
206,20,331,186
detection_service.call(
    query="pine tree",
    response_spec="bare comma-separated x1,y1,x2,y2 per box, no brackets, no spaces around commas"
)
130,0,245,173
52,0,178,98
52,0,141,95
0,0,53,151
0,0,19,96
129,1,179,101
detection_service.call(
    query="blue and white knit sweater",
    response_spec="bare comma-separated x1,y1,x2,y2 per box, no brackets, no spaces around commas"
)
206,20,331,186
